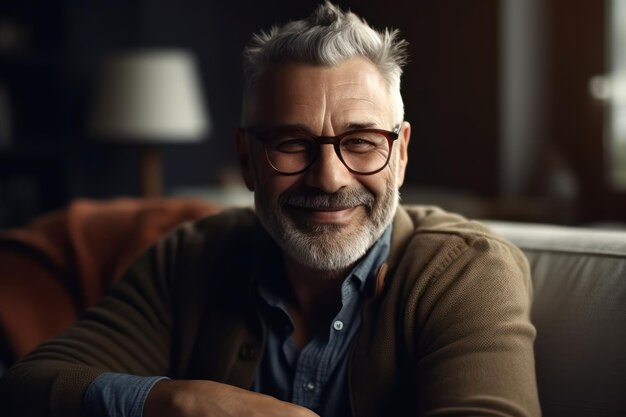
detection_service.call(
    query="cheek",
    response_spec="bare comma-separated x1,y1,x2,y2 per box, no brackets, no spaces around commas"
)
249,145,288,192
255,165,302,199
357,172,394,200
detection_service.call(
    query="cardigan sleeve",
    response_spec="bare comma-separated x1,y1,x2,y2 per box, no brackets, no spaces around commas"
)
407,233,540,417
0,236,177,417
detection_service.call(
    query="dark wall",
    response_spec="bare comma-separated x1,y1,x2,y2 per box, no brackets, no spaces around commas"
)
353,1,500,196
0,0,320,225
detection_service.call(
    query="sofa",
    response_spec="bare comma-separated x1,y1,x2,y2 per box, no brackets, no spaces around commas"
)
485,220,626,417
0,199,624,416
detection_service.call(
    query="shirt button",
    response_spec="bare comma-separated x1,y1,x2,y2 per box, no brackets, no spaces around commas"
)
303,381,316,392
333,320,344,331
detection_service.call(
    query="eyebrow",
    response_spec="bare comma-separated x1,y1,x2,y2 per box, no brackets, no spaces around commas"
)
344,122,378,130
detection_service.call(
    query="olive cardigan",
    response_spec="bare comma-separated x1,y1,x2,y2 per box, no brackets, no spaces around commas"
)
0,206,540,417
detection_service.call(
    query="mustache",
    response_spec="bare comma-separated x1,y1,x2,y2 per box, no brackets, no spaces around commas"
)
280,186,375,210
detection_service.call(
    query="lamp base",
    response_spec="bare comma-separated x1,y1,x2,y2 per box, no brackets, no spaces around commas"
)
140,146,162,197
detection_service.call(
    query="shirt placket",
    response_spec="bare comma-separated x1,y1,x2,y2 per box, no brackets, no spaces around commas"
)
290,277,358,411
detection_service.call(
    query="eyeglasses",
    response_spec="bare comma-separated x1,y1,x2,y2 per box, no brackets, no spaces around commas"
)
245,125,401,175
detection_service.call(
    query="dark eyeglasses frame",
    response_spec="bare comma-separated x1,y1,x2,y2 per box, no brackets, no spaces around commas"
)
245,125,401,176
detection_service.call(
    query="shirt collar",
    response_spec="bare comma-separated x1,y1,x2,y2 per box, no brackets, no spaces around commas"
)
256,223,393,302
348,224,392,293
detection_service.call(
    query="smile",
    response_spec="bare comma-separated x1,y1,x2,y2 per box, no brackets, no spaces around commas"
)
287,205,361,224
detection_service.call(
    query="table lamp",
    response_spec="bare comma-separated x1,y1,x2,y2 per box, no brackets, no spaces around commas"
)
89,48,210,197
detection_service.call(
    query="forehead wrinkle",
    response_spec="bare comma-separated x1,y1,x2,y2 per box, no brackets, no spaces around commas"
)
339,97,379,107
334,80,361,87
336,100,391,127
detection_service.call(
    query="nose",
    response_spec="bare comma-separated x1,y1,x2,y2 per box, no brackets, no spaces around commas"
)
303,144,353,193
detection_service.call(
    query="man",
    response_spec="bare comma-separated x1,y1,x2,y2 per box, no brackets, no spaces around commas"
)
0,2,540,416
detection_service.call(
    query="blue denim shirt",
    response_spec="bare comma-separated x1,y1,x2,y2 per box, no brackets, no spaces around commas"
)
83,226,391,417
252,226,391,417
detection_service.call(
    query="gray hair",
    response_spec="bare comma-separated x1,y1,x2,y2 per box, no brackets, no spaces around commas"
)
241,1,409,121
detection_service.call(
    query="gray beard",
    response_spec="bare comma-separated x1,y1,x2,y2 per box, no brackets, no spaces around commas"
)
255,181,399,272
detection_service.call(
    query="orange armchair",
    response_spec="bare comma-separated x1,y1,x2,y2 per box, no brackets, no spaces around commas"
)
0,197,220,369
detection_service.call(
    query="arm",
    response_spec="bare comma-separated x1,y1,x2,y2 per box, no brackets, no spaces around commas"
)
408,235,540,416
81,375,320,417
84,373,169,417
0,218,319,417
0,239,173,417
143,380,319,417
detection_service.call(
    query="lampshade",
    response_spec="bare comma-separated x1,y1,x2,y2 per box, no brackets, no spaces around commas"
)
89,49,210,143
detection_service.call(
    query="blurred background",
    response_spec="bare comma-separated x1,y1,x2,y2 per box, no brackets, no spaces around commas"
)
0,0,625,228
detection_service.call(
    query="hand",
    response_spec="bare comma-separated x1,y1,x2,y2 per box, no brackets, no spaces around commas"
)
143,379,320,417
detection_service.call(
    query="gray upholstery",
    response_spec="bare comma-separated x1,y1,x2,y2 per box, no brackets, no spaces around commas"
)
486,221,626,417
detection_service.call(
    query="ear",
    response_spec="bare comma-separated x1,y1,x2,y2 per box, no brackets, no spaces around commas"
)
235,128,256,191
395,121,411,188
